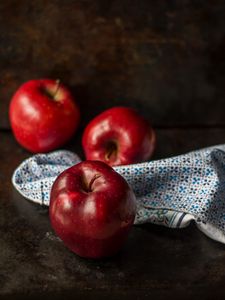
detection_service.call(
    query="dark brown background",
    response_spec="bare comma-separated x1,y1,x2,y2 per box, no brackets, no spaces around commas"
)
1,0,225,130
1,1,225,299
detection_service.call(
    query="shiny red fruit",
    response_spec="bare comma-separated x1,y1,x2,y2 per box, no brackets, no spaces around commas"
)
82,106,156,166
49,160,136,258
9,79,80,153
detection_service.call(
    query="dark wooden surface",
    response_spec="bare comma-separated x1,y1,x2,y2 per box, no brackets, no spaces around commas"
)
1,0,225,299
1,130,225,300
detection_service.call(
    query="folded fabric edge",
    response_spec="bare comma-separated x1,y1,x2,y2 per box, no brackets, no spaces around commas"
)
134,208,193,227
12,170,51,206
11,180,50,206
196,221,225,244
135,207,225,244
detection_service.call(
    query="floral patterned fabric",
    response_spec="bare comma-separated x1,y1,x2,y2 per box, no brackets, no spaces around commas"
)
12,145,225,244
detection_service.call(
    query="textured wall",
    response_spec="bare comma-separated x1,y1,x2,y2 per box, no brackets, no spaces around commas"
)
0,0,225,129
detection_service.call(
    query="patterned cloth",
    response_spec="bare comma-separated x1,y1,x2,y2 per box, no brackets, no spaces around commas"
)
12,145,225,244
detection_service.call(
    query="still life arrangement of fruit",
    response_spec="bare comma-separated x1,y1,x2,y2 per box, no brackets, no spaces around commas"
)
9,78,156,258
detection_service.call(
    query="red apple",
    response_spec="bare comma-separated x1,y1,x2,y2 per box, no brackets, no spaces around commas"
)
49,160,136,258
9,79,80,153
82,106,156,166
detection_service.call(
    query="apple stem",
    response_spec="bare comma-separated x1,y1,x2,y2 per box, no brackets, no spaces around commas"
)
105,141,117,161
53,79,60,98
88,174,101,192
106,148,114,160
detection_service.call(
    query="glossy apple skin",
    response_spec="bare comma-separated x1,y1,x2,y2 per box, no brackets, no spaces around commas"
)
82,107,156,166
9,79,80,153
49,160,136,258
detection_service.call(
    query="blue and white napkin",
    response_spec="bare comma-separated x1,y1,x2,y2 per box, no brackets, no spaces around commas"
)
12,145,225,244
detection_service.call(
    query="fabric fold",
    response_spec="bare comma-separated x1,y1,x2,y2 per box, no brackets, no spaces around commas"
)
12,145,225,244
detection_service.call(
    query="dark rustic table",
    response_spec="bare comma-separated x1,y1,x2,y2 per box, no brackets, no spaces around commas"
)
1,1,225,299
